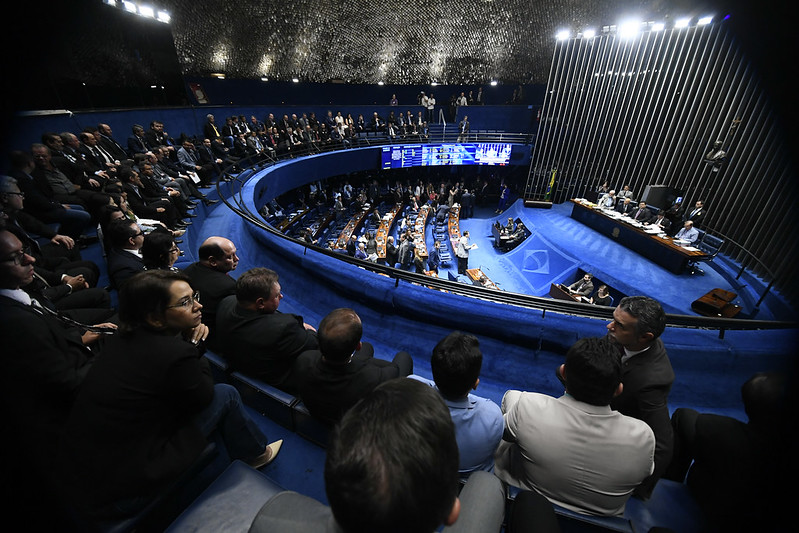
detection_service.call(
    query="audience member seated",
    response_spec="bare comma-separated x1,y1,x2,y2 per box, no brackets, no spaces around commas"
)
216,267,318,392
605,296,674,499
411,331,503,478
119,165,182,231
674,220,700,245
31,143,116,220
631,201,653,224
105,218,146,290
9,150,93,239
649,209,671,232
181,236,239,348
495,337,656,516
615,197,634,216
597,189,616,208
294,308,413,424
141,230,181,271
55,270,282,522
503,221,528,250
591,284,612,306
1,228,114,516
663,371,789,531
248,378,506,533
568,272,594,298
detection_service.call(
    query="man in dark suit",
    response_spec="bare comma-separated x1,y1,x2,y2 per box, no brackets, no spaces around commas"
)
96,123,130,162
126,124,149,157
203,113,222,141
568,273,594,298
293,308,413,424
0,229,111,479
606,295,674,500
215,267,318,392
119,165,182,230
631,201,653,223
684,200,706,228
615,197,635,216
663,372,788,531
104,218,146,289
181,236,239,348
650,210,671,232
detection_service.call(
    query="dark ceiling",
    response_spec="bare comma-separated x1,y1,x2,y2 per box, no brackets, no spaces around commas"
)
159,0,738,85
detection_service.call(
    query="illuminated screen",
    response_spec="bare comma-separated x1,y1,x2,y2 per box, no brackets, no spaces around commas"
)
381,143,512,169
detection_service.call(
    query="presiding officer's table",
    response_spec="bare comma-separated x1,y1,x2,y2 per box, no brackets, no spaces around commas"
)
569,199,708,274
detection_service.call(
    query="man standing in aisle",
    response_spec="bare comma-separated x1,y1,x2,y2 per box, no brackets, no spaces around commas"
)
455,231,477,275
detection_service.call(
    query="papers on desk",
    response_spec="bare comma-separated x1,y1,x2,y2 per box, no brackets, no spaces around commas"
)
643,226,661,234
682,246,700,252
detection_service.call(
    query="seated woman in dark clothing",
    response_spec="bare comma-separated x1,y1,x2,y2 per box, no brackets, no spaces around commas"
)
141,230,180,271
56,270,282,521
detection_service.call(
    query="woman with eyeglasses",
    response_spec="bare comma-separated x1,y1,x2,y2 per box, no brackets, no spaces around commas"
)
56,270,282,522
141,230,181,271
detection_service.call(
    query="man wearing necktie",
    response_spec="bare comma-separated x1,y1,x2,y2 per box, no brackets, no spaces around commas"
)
685,201,705,228
633,201,652,223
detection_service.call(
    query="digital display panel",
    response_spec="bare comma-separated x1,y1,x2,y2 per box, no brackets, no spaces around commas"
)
381,143,512,169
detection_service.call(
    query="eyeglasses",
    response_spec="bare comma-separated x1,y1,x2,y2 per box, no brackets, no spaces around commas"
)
1,245,33,265
166,291,200,309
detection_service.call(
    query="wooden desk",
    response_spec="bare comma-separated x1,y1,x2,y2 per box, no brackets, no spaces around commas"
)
375,203,403,259
691,288,742,318
549,283,582,302
307,209,335,240
277,207,309,232
467,268,501,290
570,199,708,274
447,204,462,253
334,207,369,250
412,204,431,258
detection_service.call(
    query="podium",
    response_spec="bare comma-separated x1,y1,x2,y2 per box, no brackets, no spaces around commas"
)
549,283,582,302
691,288,741,318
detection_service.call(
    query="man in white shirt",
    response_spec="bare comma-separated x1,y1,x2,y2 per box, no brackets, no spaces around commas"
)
675,220,700,244
495,337,655,516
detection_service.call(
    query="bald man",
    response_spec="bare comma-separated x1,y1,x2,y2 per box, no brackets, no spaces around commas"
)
181,236,239,347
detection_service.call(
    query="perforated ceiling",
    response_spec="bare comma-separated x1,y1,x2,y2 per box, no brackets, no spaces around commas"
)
159,0,722,84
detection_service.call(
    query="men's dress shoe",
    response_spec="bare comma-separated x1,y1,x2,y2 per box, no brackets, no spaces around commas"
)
203,198,219,205
186,201,198,208
174,239,183,244
172,229,186,237
185,213,198,218
249,440,283,470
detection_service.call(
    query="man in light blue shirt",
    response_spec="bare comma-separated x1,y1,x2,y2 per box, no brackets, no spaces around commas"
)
675,220,700,244
411,331,503,478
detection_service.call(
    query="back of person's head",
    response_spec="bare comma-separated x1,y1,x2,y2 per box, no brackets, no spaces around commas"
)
325,378,460,533
618,295,666,340
318,308,362,362
107,218,138,249
118,270,190,336
742,372,787,429
141,231,176,270
235,267,278,303
9,150,34,171
197,239,226,261
118,165,135,183
563,337,622,406
431,331,483,400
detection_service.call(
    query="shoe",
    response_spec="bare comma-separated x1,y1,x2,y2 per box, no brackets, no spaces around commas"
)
174,239,183,244
249,440,283,469
185,213,198,218
203,198,219,205
172,229,186,237
186,201,199,208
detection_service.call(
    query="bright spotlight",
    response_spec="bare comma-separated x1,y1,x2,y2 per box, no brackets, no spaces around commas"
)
618,20,641,39
292,78,299,83
583,29,596,39
122,1,136,13
377,81,384,85
697,16,713,25
675,18,691,29
156,10,171,23
490,80,498,86
139,6,154,18
652,22,665,31
556,29,571,41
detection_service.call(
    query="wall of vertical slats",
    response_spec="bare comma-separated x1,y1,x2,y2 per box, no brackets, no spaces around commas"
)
525,22,798,302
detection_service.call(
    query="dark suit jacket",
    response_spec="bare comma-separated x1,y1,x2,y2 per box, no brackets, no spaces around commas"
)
106,247,145,289
616,201,635,215
631,207,652,223
181,262,237,331
0,294,94,463
215,295,318,391
293,344,401,424
56,328,213,513
610,337,674,499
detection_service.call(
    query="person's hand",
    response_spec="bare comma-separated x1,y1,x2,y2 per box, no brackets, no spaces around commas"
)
51,234,74,249
304,323,317,332
185,323,209,345
63,274,88,291
81,322,117,345
88,178,101,188
156,207,165,213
